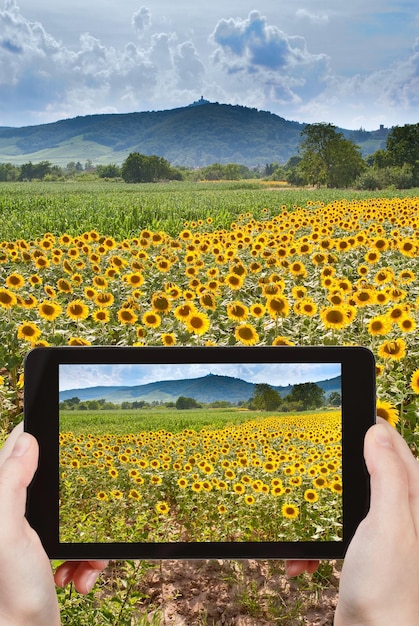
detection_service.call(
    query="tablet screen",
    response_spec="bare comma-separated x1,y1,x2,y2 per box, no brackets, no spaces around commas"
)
25,345,374,560
58,361,343,545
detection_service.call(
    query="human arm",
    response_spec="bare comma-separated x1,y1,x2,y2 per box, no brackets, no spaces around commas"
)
0,423,107,625
334,419,419,625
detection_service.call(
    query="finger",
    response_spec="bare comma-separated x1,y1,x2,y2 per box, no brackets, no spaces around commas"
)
0,422,23,466
0,432,39,524
363,424,412,531
54,560,108,593
377,421,419,527
285,560,319,577
54,561,79,587
72,561,107,594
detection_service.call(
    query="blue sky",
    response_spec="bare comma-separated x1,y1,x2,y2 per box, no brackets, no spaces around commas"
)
1,0,418,129
59,362,341,391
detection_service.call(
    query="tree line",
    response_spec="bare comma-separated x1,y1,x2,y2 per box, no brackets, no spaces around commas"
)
1,122,417,189
60,383,341,413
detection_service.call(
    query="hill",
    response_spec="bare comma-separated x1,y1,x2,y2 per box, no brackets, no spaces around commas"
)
0,102,388,168
59,372,341,405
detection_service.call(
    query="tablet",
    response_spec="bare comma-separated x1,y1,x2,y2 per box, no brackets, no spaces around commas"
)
24,345,375,560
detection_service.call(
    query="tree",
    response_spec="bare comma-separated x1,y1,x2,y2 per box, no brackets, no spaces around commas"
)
175,396,201,410
385,123,419,184
96,164,121,178
299,123,365,187
328,392,342,407
287,382,325,410
0,163,19,181
121,153,172,183
251,383,282,411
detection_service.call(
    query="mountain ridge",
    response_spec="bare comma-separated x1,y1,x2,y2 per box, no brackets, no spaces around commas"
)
0,102,389,168
59,372,342,405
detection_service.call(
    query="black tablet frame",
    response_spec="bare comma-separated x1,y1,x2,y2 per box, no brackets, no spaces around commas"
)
24,345,375,560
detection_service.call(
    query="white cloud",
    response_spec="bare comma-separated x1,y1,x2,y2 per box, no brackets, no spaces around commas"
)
210,11,332,110
0,2,417,129
173,41,205,89
131,6,151,37
298,37,419,128
296,9,329,24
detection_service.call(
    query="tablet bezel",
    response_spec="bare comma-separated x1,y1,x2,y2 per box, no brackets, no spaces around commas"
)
24,345,375,560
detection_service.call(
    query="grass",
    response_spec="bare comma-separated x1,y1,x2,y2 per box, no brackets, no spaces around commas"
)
60,406,255,434
0,179,418,239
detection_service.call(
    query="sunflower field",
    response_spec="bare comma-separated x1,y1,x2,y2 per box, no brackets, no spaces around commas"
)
0,182,418,623
0,191,417,433
60,409,342,544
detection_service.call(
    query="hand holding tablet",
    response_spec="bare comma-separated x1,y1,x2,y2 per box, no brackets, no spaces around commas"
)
24,345,375,560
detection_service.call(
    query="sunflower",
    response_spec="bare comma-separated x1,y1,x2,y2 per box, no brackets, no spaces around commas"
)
378,338,406,361
227,301,249,321
387,305,406,324
128,489,141,501
304,489,319,503
35,256,50,270
68,337,91,345
117,308,138,325
398,269,415,284
17,322,42,343
398,238,417,258
233,323,258,346
272,336,294,346
367,316,391,336
289,261,307,277
364,250,381,264
93,275,108,290
142,311,161,328
250,303,265,318
320,305,353,330
95,292,115,307
174,302,196,321
199,292,217,310
225,273,244,290
376,399,399,427
295,298,317,317
185,311,210,335
6,273,25,290
281,504,299,519
66,299,89,321
161,333,176,346
352,289,375,307
266,296,290,319
57,278,73,294
397,316,416,333
92,308,110,324
155,501,170,515
38,300,62,321
151,292,171,313
0,288,17,309
410,369,419,394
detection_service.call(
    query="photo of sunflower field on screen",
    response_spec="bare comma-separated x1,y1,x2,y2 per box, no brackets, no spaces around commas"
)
58,361,343,543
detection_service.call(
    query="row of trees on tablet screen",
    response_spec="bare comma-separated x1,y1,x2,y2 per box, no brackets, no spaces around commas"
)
59,382,341,413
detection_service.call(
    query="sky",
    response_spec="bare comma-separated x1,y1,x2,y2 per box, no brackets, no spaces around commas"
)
59,362,341,391
1,1,418,130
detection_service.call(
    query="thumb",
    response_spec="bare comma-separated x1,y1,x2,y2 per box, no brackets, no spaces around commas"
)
363,423,410,525
0,432,39,522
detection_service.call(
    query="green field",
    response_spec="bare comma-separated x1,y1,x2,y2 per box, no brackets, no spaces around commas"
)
60,406,256,435
60,406,334,435
1,180,418,240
